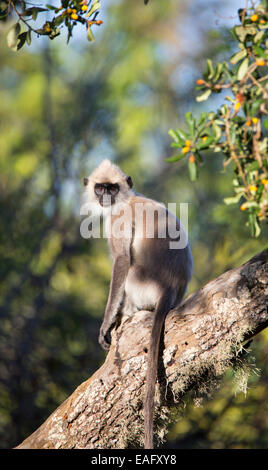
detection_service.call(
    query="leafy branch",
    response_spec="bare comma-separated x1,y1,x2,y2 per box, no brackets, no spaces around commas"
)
1,0,102,50
168,1,268,237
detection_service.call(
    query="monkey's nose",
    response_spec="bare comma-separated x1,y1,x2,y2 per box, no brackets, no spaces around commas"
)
83,177,89,186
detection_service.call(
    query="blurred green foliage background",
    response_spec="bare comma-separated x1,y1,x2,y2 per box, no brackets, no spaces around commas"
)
0,0,267,449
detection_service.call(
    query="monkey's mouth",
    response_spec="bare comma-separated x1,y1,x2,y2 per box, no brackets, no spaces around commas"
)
100,202,112,207
100,195,115,207
100,200,114,207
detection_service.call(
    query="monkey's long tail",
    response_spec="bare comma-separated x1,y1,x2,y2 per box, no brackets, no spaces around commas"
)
143,290,175,450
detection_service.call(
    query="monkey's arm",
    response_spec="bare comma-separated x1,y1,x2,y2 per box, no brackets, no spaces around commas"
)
99,253,131,350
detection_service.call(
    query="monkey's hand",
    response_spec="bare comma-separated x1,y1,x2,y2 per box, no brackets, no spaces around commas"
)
98,322,112,351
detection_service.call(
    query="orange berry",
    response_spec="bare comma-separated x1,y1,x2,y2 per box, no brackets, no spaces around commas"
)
250,14,259,22
260,19,266,24
71,13,78,20
185,139,191,147
234,102,241,111
249,185,257,192
182,146,190,154
236,93,245,104
261,178,268,185
44,23,51,33
240,203,247,211
202,136,207,141
251,117,258,124
189,155,195,163
81,4,88,11
196,79,204,85
256,58,265,66
245,120,251,127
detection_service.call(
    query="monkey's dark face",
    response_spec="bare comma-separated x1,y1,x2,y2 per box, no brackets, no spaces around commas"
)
83,172,133,208
94,182,120,206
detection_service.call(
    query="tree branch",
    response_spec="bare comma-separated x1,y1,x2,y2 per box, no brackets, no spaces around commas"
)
15,249,268,449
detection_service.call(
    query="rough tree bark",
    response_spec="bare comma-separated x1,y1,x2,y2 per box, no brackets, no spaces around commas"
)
16,250,268,449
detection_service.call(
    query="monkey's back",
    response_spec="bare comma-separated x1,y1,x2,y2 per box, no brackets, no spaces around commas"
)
125,195,192,309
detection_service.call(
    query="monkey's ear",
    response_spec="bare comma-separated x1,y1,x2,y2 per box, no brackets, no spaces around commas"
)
83,177,89,186
126,176,133,188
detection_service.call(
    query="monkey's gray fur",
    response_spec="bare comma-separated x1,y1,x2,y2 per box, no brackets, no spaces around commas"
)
84,159,193,449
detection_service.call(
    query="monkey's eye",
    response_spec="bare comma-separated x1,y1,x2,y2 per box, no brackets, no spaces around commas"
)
109,184,119,196
94,184,105,196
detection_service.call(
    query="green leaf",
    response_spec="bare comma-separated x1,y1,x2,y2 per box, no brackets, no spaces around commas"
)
246,161,259,171
213,62,224,81
32,7,38,21
198,112,208,127
253,45,266,57
248,212,259,237
16,32,27,51
234,25,246,41
208,112,216,120
206,59,214,79
196,89,211,102
230,26,239,41
223,194,242,205
242,201,260,209
25,6,47,20
46,4,57,10
168,129,181,144
230,49,247,64
254,218,261,237
237,57,248,80
54,15,65,26
185,112,195,138
188,160,198,181
26,29,31,46
244,25,258,36
165,153,185,163
174,128,188,142
259,21,268,30
7,23,21,49
212,122,222,141
196,135,215,150
67,25,72,44
254,31,264,44
87,25,95,42
249,98,263,116
35,28,47,36
194,151,203,163
259,137,268,153
234,24,257,42
87,0,100,18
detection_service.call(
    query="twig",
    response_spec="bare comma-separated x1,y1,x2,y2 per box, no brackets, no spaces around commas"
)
8,0,40,34
224,110,250,197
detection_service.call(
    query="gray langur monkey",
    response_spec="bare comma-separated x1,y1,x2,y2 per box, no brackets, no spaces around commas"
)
83,159,193,449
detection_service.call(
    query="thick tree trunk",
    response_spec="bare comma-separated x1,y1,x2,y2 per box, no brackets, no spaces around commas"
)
16,250,268,449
